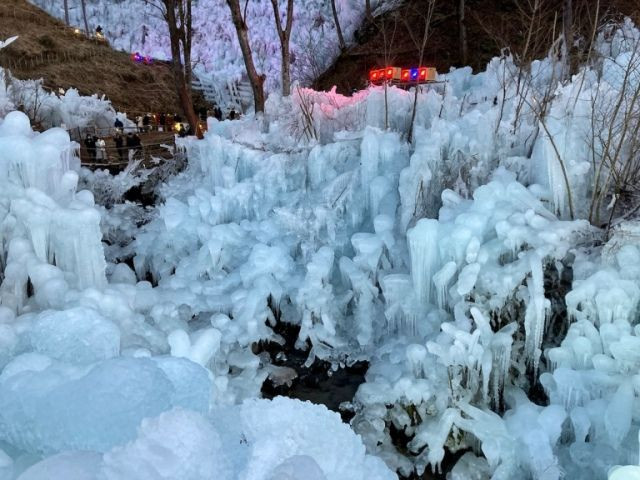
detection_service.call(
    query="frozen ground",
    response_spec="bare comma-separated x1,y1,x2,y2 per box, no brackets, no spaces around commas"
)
1,18,640,480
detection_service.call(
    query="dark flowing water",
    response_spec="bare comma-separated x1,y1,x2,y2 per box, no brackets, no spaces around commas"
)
257,321,368,422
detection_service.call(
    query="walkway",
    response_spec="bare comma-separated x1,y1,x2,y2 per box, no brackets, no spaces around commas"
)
75,128,179,172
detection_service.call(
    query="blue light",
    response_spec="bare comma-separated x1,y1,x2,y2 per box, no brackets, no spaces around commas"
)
410,68,419,80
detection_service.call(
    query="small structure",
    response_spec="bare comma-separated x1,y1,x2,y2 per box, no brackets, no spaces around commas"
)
130,52,153,65
369,66,438,86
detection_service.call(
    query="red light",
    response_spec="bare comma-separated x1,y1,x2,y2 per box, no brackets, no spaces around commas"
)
419,67,428,79
401,69,410,81
386,68,393,78
369,69,379,81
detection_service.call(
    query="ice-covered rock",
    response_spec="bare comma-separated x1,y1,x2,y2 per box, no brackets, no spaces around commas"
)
17,451,102,480
0,356,211,454
27,307,120,364
239,397,397,480
101,408,231,480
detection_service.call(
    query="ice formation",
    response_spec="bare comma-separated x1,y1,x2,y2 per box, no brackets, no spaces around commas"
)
1,13,640,480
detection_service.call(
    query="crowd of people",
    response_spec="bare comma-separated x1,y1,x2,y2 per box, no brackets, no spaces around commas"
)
81,106,242,163
83,131,142,163
211,105,239,121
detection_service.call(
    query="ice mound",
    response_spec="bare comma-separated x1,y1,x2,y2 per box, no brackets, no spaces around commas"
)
0,356,211,454
266,456,327,480
239,397,396,480
17,408,230,480
27,307,120,364
17,451,102,480
101,408,230,480
17,399,395,480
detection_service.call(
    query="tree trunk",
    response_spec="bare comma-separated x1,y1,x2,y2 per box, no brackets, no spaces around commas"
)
63,0,69,25
365,0,372,20
164,0,199,133
227,0,266,112
563,0,574,77
331,0,346,51
457,0,467,65
408,0,436,143
281,41,291,96
80,0,89,34
270,0,294,96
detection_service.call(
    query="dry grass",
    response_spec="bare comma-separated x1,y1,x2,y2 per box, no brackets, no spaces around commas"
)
0,0,206,114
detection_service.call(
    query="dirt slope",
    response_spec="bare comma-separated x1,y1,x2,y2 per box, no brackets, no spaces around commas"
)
0,0,206,114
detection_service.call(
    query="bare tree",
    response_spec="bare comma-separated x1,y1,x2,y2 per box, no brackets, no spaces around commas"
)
405,0,436,142
80,0,90,34
457,0,467,65
377,11,400,130
63,0,69,25
563,0,574,77
270,0,294,96
227,0,266,113
330,0,346,52
145,0,199,134
365,0,372,20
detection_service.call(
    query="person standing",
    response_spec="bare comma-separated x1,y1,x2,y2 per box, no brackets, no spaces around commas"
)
132,132,143,160
143,113,151,132
95,137,107,162
114,133,125,162
84,133,96,162
126,132,135,161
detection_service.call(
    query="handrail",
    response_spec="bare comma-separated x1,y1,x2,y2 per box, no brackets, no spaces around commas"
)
69,125,180,141
79,141,178,166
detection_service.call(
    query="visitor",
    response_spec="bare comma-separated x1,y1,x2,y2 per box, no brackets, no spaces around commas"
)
158,113,166,131
114,117,124,131
228,108,236,120
143,113,151,132
213,106,222,121
126,132,136,160
84,134,96,162
95,137,107,162
114,133,125,162
133,133,143,159
95,25,103,35
177,123,186,138
136,115,144,132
